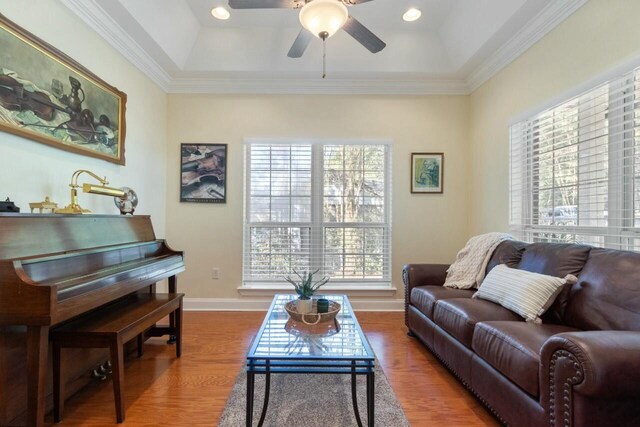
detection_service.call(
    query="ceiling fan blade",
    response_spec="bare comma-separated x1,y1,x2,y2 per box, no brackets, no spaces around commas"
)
287,29,313,58
343,0,375,5
228,0,299,9
342,16,386,53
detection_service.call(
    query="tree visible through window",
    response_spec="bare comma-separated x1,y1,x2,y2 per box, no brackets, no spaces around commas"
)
244,142,391,286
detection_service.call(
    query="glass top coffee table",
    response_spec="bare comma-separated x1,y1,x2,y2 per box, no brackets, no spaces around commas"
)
246,294,376,427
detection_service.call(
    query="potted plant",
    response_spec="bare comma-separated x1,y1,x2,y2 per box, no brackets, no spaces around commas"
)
283,269,330,314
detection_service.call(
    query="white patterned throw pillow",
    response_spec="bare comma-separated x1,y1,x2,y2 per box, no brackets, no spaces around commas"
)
473,264,577,323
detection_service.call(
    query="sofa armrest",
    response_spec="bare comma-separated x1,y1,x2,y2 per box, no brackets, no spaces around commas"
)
402,264,449,327
540,331,640,426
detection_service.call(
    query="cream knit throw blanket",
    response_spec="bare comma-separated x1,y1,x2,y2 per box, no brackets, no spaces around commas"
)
443,232,513,289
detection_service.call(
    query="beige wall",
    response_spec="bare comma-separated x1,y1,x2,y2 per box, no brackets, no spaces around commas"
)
0,0,168,234
167,94,470,299
469,0,640,234
5,0,636,303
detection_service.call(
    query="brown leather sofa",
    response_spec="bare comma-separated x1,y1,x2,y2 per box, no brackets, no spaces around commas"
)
403,241,640,427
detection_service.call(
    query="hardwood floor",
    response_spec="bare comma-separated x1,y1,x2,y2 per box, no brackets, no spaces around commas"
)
45,311,500,427
357,312,499,427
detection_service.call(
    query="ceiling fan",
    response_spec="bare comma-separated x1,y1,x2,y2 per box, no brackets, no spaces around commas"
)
227,0,386,59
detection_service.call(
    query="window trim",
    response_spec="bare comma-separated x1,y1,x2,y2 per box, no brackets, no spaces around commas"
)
241,138,393,289
237,284,398,297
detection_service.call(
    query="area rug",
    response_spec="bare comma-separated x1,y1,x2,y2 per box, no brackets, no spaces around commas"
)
218,363,410,426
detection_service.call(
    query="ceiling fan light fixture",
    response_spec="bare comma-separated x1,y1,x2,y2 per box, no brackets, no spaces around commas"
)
211,7,230,20
299,0,349,38
403,8,422,22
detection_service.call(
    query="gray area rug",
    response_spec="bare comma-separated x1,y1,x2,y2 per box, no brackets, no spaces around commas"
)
218,364,410,426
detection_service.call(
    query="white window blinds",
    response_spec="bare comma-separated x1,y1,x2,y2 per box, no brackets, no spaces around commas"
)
244,141,392,286
510,67,640,250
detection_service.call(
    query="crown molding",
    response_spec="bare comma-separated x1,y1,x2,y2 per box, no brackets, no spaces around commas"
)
60,0,171,91
61,0,587,96
465,0,589,93
168,77,469,95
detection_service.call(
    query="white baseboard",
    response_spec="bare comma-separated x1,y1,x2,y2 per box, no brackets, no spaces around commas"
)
184,298,404,312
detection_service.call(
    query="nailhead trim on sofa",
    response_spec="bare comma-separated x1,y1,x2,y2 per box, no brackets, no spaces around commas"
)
548,349,584,427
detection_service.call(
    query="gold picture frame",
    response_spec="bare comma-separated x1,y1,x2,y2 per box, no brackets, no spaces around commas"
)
0,13,127,165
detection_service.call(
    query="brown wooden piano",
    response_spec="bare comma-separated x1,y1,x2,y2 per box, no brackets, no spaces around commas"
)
0,214,185,427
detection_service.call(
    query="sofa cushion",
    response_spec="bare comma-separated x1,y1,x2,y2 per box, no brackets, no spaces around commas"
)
410,286,475,320
518,243,591,323
473,321,581,396
486,240,528,275
473,265,576,323
433,298,522,348
565,248,640,331
518,243,591,276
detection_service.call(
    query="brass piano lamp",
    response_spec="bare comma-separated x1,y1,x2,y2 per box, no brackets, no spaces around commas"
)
55,170,125,214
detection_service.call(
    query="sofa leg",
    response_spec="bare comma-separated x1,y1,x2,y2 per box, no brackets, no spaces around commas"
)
407,330,416,337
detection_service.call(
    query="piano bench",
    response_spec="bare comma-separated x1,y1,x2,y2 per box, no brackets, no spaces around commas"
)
51,292,184,424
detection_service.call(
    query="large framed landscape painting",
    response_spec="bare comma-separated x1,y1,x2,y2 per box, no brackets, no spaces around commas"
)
411,152,444,194
0,14,127,165
181,144,227,203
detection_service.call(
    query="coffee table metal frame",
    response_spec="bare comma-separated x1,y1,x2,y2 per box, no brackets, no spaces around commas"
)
245,294,375,427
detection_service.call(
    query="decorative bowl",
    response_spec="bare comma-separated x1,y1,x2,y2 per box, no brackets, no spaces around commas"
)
284,299,341,325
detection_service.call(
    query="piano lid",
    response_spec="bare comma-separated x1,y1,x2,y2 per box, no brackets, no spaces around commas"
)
0,214,157,260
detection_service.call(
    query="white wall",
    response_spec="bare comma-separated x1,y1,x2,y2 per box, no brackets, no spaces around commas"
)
469,0,640,234
167,94,471,300
0,0,168,234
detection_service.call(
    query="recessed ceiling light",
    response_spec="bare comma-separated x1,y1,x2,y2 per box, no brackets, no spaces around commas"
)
211,7,230,20
403,8,422,22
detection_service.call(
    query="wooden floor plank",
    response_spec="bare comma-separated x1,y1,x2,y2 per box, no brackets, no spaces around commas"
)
45,311,500,426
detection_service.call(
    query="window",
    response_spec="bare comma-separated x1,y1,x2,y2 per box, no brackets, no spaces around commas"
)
243,141,392,287
510,67,640,250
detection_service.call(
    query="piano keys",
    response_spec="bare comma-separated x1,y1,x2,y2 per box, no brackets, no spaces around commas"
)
0,214,184,427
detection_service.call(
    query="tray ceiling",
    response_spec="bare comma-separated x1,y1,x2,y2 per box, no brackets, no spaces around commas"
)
60,0,588,94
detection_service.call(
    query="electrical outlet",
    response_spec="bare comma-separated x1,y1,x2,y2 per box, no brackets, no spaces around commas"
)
212,268,220,279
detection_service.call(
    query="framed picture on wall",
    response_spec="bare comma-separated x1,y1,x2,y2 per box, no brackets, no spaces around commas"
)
180,143,227,203
411,152,444,194
0,14,127,165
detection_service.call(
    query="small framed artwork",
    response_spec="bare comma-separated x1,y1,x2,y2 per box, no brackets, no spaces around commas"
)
411,152,444,194
180,143,227,203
